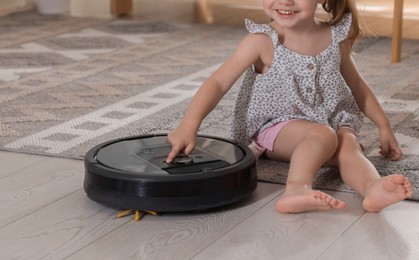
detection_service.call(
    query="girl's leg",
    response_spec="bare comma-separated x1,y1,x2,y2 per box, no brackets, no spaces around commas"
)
329,128,413,212
266,120,346,213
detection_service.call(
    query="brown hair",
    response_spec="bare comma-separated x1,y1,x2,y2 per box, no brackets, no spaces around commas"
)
321,0,362,46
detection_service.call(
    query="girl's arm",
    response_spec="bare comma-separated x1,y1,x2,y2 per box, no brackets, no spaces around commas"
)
340,41,402,160
166,33,271,162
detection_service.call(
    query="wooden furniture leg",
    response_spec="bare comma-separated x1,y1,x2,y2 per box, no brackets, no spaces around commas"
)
391,0,404,63
195,0,214,24
111,0,133,16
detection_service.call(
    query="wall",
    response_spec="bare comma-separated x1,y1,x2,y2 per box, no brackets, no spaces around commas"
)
70,0,111,18
0,0,34,16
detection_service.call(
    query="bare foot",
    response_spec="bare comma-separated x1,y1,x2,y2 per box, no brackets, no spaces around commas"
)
362,174,413,212
276,186,346,214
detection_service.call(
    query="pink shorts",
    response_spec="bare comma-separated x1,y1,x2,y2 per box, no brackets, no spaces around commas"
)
255,120,295,152
255,121,359,153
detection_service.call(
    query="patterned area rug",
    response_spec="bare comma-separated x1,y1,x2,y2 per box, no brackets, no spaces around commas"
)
1,11,419,200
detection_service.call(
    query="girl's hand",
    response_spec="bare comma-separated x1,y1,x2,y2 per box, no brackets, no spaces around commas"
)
378,126,403,161
166,128,196,163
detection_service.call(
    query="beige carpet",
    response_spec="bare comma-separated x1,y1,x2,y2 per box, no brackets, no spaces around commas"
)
1,11,418,200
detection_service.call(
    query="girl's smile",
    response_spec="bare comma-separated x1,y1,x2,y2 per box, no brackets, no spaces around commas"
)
264,0,322,29
276,9,298,16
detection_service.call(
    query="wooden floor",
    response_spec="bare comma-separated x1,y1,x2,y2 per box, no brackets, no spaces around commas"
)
2,1,419,259
1,149,419,259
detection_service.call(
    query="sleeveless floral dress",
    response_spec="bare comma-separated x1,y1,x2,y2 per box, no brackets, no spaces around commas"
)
227,13,363,145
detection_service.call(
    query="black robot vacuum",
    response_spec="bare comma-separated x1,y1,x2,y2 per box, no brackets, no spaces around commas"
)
84,134,257,212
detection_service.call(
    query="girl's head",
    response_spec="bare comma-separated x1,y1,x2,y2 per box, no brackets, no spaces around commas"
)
321,0,362,45
263,0,362,45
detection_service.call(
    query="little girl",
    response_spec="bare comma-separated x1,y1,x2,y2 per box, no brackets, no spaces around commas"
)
167,0,413,213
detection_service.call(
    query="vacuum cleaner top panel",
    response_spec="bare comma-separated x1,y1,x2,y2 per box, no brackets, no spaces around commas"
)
95,135,245,175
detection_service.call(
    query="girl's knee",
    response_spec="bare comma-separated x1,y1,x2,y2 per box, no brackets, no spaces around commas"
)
307,124,338,150
337,128,362,151
329,129,363,166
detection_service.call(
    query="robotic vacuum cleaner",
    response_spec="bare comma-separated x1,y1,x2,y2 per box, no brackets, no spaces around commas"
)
84,134,257,212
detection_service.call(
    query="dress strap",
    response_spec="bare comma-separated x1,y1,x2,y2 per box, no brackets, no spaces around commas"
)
245,19,278,46
332,13,352,43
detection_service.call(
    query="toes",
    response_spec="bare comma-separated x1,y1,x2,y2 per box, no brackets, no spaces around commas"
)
398,176,413,198
404,179,413,190
406,188,413,198
315,191,345,209
404,179,413,198
330,199,345,209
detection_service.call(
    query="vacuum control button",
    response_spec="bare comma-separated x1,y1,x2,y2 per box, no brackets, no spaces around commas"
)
174,156,193,164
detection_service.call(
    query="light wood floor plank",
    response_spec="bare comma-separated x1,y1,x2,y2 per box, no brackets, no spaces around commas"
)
0,156,84,228
317,200,419,260
66,182,283,260
0,189,131,260
0,151,47,178
191,191,366,260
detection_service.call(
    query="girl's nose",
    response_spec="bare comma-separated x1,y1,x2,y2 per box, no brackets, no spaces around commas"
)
278,0,292,5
